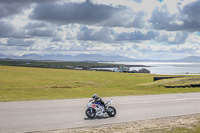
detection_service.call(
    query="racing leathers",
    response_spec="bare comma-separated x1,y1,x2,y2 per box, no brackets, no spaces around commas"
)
93,96,107,111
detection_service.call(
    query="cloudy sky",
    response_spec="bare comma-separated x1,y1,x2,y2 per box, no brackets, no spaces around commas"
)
0,0,200,60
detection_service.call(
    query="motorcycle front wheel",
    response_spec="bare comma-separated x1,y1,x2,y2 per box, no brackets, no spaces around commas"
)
85,108,96,118
107,106,116,117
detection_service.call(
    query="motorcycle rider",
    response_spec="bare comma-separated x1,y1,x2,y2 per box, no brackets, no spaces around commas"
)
92,94,107,112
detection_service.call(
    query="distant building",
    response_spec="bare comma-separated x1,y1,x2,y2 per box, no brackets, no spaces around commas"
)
82,66,91,70
129,70,137,73
113,67,122,72
119,66,130,72
138,68,150,74
65,66,74,69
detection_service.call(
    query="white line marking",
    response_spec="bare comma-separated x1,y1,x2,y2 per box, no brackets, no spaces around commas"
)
122,97,200,105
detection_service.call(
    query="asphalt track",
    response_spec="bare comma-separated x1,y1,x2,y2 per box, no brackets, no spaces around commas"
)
1,92,200,133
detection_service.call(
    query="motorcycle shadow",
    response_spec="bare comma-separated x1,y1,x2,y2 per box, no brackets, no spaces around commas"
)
84,116,112,120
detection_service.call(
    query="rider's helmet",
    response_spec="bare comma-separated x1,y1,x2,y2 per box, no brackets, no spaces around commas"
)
92,94,98,100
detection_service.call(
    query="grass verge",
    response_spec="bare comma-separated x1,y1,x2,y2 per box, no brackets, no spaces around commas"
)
1,66,200,101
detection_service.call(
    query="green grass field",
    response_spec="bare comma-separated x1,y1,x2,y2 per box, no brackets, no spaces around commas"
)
1,66,200,102
0,60,119,68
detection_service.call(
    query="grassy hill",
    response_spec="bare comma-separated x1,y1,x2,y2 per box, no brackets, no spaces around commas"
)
0,66,200,101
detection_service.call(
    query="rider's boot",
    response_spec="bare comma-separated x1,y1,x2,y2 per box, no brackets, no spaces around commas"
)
103,107,108,113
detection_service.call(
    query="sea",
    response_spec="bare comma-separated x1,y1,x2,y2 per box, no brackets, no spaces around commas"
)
100,62,200,75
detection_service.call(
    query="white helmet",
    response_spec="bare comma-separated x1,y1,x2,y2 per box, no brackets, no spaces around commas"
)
92,94,97,99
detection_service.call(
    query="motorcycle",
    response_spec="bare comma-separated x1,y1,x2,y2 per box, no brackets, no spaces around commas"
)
85,99,116,118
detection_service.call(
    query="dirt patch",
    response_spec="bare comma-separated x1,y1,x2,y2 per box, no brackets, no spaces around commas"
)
36,114,200,133
185,78,200,82
87,82,96,85
50,85,73,89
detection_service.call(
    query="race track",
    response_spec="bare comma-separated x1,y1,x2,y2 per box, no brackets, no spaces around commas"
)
1,92,200,133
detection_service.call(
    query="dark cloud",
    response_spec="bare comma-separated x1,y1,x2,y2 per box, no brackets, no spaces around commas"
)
150,5,178,31
116,30,159,42
23,22,57,38
6,38,34,47
168,32,189,44
0,21,31,39
131,11,146,28
23,22,50,29
51,37,63,42
76,26,158,43
150,1,200,32
30,0,120,25
0,0,33,19
102,10,146,28
180,0,200,32
26,29,56,37
0,21,15,37
0,0,145,28
11,30,29,39
0,0,60,19
77,27,114,42
156,32,189,44
0,0,57,4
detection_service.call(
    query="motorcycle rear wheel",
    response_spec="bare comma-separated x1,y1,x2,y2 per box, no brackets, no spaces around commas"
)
85,108,96,118
107,106,116,117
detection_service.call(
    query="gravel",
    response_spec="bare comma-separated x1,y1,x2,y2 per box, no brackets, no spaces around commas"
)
36,113,200,133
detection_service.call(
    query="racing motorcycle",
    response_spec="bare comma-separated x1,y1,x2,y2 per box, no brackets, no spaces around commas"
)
85,99,116,118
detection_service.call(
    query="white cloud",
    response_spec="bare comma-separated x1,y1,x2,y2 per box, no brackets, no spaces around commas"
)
0,0,200,59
